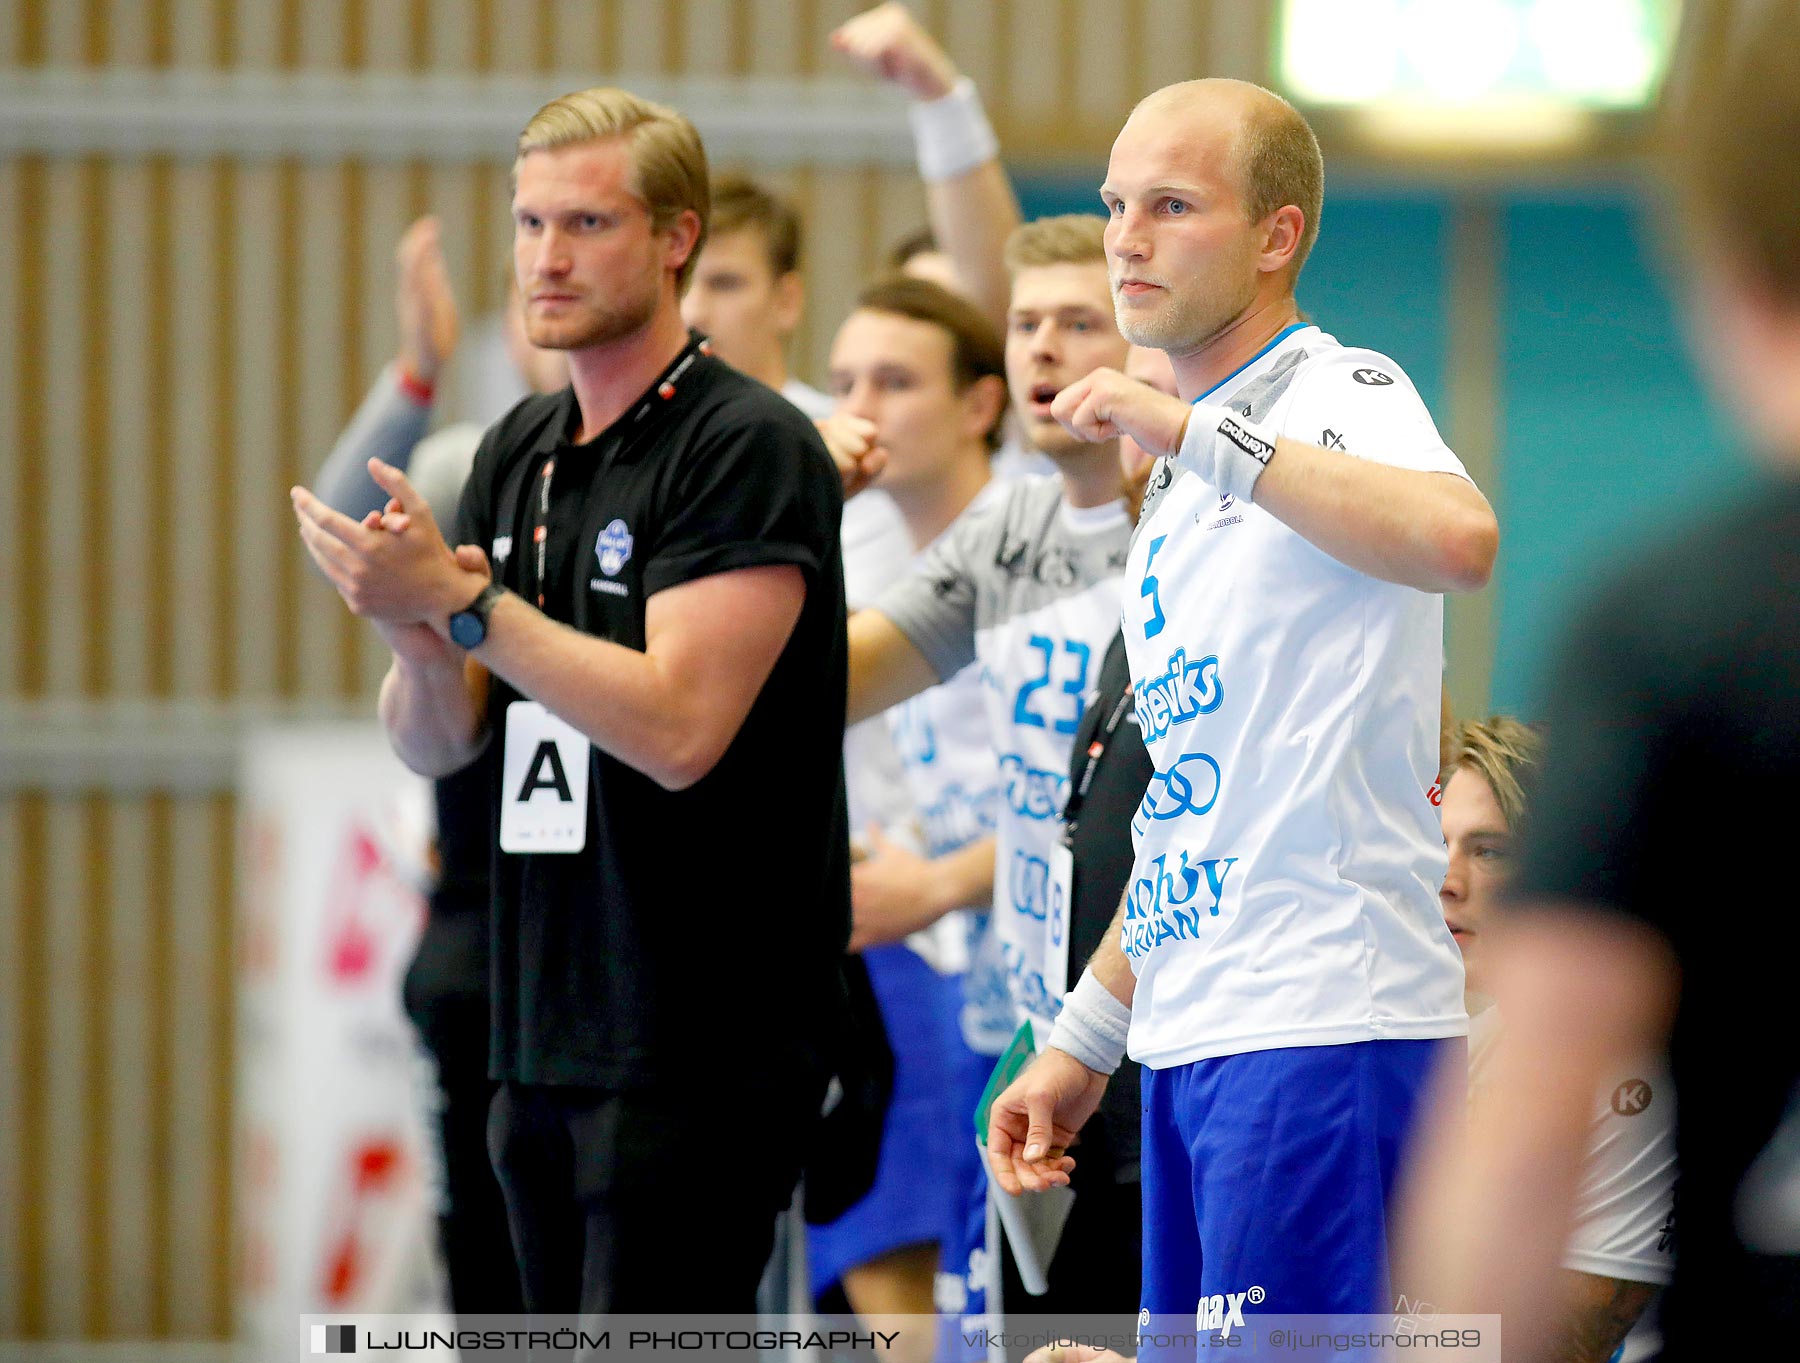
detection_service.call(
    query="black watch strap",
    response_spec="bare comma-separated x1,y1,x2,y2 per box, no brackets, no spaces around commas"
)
448,582,504,648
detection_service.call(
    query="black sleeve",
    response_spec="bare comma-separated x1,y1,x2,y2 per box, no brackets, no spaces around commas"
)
1509,583,1674,936
451,420,504,556
640,395,838,597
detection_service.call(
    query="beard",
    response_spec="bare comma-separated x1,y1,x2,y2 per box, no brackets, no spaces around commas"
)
1113,270,1258,356
524,278,659,352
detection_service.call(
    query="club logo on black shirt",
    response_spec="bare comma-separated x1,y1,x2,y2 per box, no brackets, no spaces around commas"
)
596,519,634,577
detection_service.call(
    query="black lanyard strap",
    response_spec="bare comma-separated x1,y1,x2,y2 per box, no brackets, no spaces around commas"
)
522,333,712,613
1062,682,1136,834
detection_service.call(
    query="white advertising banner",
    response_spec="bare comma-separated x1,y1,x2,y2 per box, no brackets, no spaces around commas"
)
236,724,451,1361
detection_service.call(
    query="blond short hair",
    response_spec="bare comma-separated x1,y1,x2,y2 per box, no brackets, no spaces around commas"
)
1448,716,1545,835
516,87,711,291
1003,214,1107,275
1237,90,1324,281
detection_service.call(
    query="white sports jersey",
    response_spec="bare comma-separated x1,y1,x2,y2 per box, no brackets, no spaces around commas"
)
1122,324,1470,1067
1469,1007,1674,1361
885,482,1011,1050
783,377,916,836
878,476,1131,1034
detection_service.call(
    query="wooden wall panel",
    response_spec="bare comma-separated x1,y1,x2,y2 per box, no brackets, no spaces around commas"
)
41,161,91,700
40,798,93,1335
100,800,155,1334
0,157,17,697
166,160,225,701
227,163,286,699
292,161,352,702
105,162,155,699
0,801,21,1338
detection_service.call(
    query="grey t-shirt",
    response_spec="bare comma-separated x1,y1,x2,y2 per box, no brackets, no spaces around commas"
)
875,475,1131,1030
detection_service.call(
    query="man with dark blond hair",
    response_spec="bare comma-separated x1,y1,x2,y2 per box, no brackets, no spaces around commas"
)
291,85,850,1313
1398,7,1800,1356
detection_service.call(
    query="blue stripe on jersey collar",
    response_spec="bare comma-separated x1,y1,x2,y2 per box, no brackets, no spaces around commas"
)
1192,322,1315,404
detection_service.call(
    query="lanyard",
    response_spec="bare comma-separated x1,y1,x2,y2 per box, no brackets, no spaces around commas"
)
1061,682,1136,837
524,335,711,611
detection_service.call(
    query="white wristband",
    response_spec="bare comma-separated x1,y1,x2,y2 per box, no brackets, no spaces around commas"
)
908,77,1000,182
1047,970,1132,1076
1176,401,1279,503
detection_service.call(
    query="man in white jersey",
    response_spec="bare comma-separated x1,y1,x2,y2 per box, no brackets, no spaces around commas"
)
985,79,1499,1341
1441,718,1672,1363
818,275,1012,1342
843,214,1133,1336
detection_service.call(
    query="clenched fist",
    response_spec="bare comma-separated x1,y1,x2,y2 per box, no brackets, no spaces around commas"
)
831,2,961,101
1050,367,1192,458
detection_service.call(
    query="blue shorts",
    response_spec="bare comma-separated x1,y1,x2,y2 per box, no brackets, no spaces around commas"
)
807,944,960,1295
1139,1038,1456,1345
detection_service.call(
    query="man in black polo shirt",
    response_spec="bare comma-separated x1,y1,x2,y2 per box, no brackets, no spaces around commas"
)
291,86,849,1314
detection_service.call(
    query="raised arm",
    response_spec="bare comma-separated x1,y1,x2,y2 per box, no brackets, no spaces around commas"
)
315,216,461,520
832,3,1021,328
1052,367,1499,594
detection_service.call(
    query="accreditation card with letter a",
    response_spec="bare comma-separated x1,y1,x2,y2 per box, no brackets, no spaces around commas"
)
498,700,591,854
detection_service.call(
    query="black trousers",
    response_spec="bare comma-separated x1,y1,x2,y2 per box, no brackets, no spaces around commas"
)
488,1076,823,1314
406,979,525,1317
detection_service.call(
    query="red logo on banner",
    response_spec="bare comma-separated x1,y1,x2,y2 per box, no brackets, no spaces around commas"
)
320,1137,408,1305
322,821,422,985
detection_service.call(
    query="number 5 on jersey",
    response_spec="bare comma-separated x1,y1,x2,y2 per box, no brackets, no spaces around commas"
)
1141,535,1168,639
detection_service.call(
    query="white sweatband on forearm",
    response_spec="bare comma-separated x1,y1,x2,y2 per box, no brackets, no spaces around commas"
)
908,76,1000,182
1048,970,1132,1076
1176,401,1280,504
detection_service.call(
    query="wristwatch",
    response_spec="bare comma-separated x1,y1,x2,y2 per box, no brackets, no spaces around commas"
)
447,583,504,649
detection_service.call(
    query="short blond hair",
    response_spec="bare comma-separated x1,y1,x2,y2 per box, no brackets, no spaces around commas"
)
1448,716,1545,835
1237,91,1324,281
1003,214,1107,275
516,87,711,291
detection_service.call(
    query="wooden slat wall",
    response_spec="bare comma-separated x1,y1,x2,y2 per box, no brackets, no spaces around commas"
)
0,0,1232,1340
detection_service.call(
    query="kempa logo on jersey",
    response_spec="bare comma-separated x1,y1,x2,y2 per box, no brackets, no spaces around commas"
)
491,534,513,563
1134,648,1224,741
1197,1286,1263,1331
595,518,634,576
1352,368,1394,386
1218,415,1275,465
1611,1079,1653,1116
